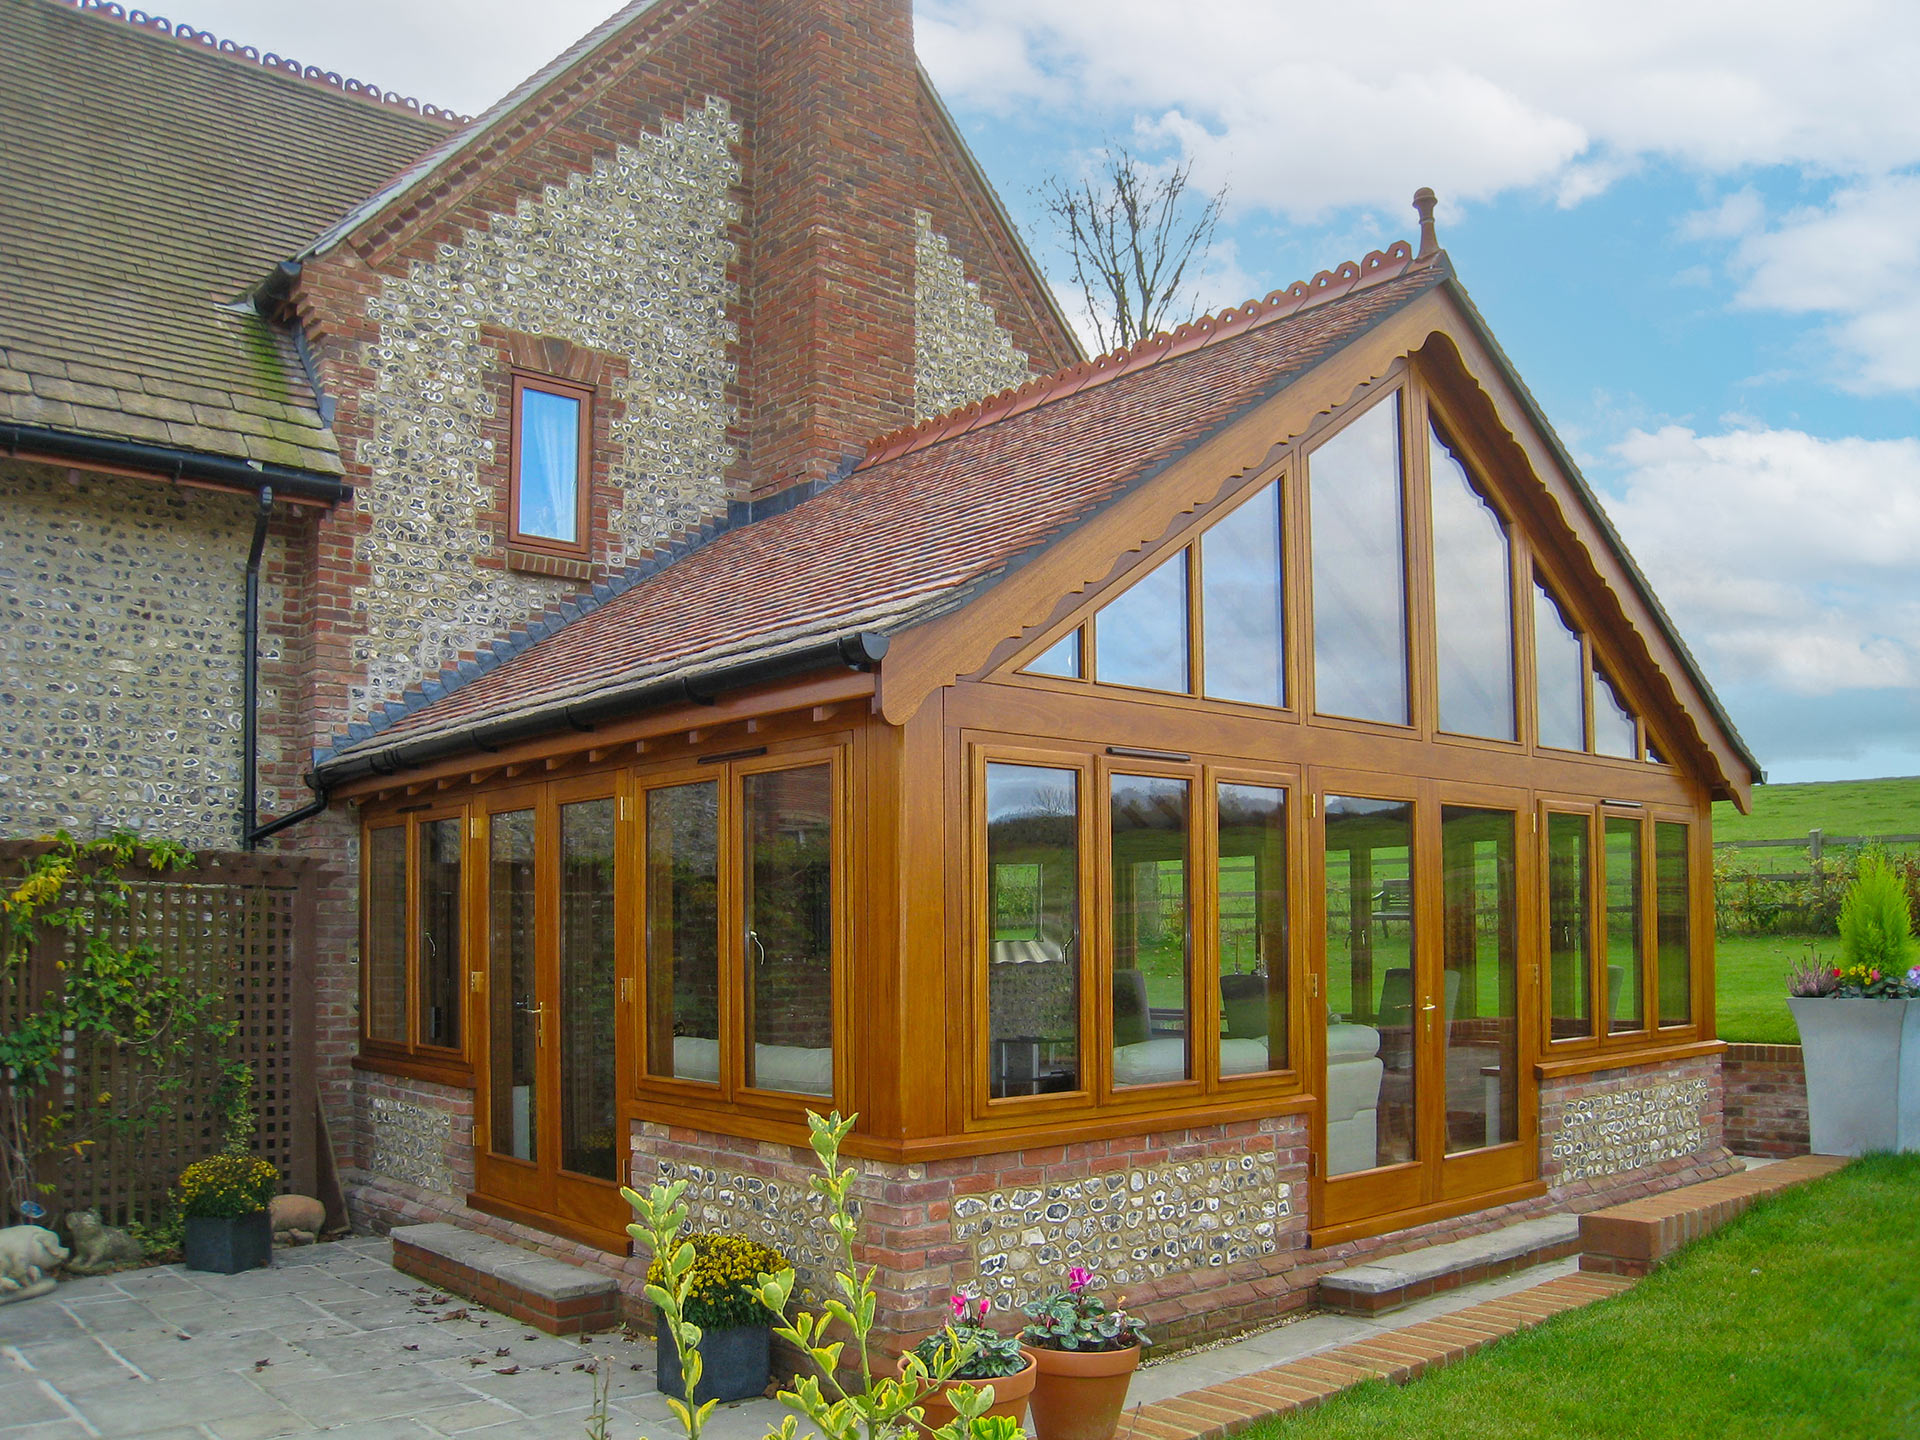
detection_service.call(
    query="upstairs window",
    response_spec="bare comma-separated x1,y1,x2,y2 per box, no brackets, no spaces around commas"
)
511,375,591,555
1430,423,1515,740
1310,396,1409,725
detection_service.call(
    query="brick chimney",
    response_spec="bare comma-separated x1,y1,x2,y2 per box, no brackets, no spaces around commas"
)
748,0,919,496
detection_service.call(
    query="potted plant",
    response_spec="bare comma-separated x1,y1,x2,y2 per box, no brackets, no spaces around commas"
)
648,1232,787,1404
1786,852,1920,1155
1020,1267,1149,1440
901,1293,1036,1428
176,1153,277,1274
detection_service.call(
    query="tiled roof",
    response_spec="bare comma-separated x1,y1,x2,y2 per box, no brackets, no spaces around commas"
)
0,0,456,474
321,248,1445,768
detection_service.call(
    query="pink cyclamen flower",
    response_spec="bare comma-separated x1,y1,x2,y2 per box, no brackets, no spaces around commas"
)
975,1297,992,1322
950,1294,969,1321
1068,1266,1092,1293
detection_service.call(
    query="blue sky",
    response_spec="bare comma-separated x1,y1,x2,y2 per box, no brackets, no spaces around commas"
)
177,0,1920,786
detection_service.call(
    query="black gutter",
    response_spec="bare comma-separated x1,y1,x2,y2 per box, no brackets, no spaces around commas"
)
317,630,890,788
242,488,273,851
1,423,352,507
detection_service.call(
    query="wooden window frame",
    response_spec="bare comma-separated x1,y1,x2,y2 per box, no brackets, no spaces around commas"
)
508,372,594,561
357,805,475,1085
631,742,850,1123
968,737,1307,1131
1535,798,1704,1064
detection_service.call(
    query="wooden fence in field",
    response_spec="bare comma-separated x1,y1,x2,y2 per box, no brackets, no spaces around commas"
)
0,844,325,1228
1714,828,1920,882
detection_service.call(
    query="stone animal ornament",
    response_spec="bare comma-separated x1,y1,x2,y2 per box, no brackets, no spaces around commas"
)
269,1194,326,1246
0,1224,68,1304
63,1210,144,1275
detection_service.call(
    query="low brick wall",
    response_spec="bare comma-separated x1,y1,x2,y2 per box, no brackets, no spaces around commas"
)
1722,1044,1810,1158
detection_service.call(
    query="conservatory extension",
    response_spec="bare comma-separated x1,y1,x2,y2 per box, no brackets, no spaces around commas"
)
331,240,1758,1348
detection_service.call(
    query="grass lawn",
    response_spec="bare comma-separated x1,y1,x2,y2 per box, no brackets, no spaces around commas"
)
1714,932,1828,1044
1244,1153,1920,1439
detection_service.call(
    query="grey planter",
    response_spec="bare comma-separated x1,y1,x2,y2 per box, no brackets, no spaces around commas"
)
655,1316,770,1404
182,1211,272,1274
1787,996,1920,1155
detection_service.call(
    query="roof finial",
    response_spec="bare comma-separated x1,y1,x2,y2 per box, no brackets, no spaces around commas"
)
1413,188,1440,260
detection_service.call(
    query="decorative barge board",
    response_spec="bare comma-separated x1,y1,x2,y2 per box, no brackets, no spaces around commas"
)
326,200,1760,1350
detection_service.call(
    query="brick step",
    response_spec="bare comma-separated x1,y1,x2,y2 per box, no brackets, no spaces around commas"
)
1579,1154,1847,1278
392,1221,621,1335
1317,1214,1582,1316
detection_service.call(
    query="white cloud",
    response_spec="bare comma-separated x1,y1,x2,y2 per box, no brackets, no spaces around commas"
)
917,0,1920,218
1604,424,1920,697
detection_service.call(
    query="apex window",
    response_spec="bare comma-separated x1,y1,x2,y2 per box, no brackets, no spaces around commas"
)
510,375,592,555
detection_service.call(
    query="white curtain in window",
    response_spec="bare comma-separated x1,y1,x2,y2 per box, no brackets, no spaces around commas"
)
518,388,580,542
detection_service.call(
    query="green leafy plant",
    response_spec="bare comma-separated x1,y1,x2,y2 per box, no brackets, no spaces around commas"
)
1020,1267,1149,1352
621,1109,1024,1440
645,1233,789,1331
176,1153,278,1219
1836,852,1918,984
909,1295,1028,1380
0,831,253,1221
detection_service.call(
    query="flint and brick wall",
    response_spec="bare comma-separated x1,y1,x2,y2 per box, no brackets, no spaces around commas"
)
0,459,299,847
1540,1054,1739,1207
1722,1043,1810,1157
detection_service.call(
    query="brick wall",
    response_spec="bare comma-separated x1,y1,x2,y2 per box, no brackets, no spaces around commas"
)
1722,1043,1810,1158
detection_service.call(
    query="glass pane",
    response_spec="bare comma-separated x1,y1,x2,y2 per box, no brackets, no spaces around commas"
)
1657,822,1692,1027
1323,796,1414,1175
1605,817,1645,1032
743,765,835,1096
1534,585,1585,751
1441,807,1517,1154
1311,399,1408,724
1111,774,1190,1087
1594,667,1638,758
1430,426,1515,740
986,764,1081,1099
365,826,408,1043
1095,550,1190,693
1217,784,1287,1076
418,818,462,1050
1547,813,1594,1041
516,387,581,542
559,799,618,1180
487,810,537,1163
1026,629,1082,679
1202,482,1284,707
646,782,721,1084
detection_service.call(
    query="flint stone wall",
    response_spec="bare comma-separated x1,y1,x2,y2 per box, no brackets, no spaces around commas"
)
0,459,290,846
352,98,742,716
912,211,1032,421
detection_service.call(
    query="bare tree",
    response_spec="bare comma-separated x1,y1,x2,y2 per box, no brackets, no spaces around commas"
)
1039,144,1227,353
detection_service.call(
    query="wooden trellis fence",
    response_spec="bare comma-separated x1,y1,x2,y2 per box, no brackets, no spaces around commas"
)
0,844,324,1229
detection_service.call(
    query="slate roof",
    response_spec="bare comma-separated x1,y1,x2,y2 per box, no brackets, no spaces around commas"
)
319,246,1445,772
0,0,455,474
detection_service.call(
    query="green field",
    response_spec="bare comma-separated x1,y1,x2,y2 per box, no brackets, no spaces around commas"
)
1246,1154,1920,1440
1712,774,1920,843
1712,775,1919,1042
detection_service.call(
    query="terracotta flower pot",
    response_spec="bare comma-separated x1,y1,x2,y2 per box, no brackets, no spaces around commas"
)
1026,1342,1142,1440
898,1347,1036,1428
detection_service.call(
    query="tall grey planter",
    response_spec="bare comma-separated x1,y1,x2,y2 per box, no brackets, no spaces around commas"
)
1787,996,1920,1155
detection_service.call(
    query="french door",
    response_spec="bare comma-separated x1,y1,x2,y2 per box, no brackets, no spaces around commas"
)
473,778,631,1246
1311,770,1537,1236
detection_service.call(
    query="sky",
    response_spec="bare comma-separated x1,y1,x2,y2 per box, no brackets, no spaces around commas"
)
165,0,1920,786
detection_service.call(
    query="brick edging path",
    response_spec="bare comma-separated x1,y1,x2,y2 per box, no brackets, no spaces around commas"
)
1124,1272,1632,1439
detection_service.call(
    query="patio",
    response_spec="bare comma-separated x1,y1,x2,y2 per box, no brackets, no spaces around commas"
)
0,1237,788,1440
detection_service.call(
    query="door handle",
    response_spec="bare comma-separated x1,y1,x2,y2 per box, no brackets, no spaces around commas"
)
516,1000,547,1047
1421,1000,1437,1038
